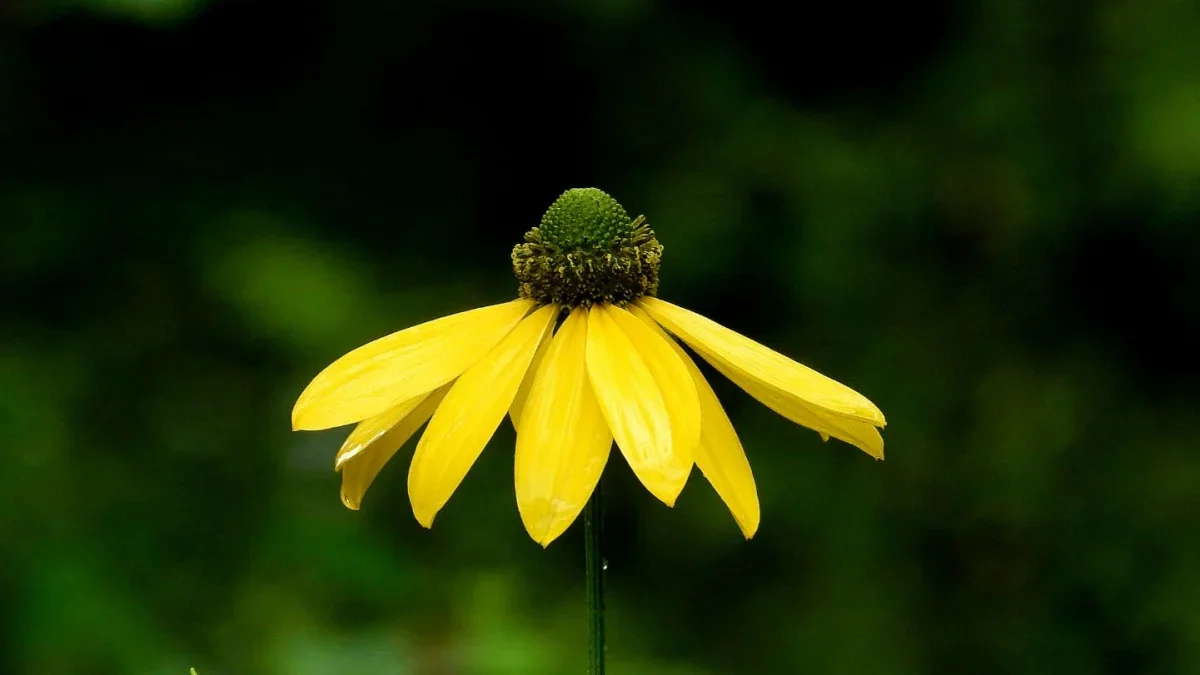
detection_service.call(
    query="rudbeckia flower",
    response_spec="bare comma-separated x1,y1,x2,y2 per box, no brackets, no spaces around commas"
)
292,188,885,546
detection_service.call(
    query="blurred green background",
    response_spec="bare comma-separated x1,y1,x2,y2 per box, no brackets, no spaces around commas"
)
3,0,1200,673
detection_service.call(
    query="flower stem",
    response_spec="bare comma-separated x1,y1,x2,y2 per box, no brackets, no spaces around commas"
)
584,481,607,674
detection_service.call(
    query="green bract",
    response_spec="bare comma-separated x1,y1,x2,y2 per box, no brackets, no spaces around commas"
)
513,188,663,308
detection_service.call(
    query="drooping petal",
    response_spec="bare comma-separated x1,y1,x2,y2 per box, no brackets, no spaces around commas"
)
337,384,450,510
606,304,700,468
630,306,760,537
509,315,557,432
638,297,886,427
707,356,884,459
515,308,612,546
585,303,688,505
335,391,427,470
292,298,534,431
407,304,558,527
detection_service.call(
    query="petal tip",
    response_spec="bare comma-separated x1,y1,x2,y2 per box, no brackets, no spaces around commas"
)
651,476,690,508
413,509,436,529
523,524,558,548
291,407,331,432
291,398,321,430
864,404,887,427
736,515,760,540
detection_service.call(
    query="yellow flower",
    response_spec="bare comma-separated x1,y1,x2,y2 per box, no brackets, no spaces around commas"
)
292,188,885,546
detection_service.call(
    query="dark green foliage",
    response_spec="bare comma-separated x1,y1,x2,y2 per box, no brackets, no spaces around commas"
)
3,0,1200,674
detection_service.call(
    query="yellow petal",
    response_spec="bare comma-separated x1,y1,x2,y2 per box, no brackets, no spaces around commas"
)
585,304,688,505
337,384,450,510
707,356,884,459
509,314,557,432
630,306,760,537
515,308,612,546
606,304,700,467
638,297,886,427
407,304,558,527
292,298,534,431
335,392,427,470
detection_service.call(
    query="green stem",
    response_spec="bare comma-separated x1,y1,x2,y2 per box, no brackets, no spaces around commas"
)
584,481,607,675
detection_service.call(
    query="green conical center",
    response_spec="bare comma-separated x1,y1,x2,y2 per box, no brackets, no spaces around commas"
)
513,188,663,308
539,188,634,250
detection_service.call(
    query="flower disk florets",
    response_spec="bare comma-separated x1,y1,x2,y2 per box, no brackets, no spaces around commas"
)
513,188,663,308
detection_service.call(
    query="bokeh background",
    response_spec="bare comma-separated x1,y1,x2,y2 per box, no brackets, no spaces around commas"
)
4,0,1200,673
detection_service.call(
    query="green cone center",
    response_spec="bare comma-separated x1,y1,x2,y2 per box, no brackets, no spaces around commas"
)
512,188,663,308
539,188,634,250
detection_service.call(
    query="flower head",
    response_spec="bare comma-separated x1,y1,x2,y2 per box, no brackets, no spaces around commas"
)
512,188,662,308
292,188,885,546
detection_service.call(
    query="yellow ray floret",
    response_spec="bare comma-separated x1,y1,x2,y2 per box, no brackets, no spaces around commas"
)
292,298,534,431
706,357,884,459
630,305,761,538
407,304,558,527
509,317,555,432
637,297,886,427
585,303,690,506
336,384,450,510
606,304,701,469
515,308,613,546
